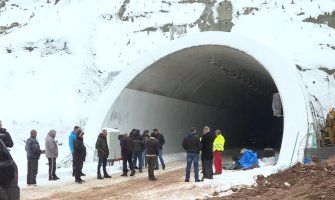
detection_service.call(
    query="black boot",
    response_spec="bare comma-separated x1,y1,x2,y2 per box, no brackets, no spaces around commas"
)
121,172,128,177
97,172,104,179
103,173,111,178
130,170,135,176
103,168,111,178
53,175,60,180
49,176,57,181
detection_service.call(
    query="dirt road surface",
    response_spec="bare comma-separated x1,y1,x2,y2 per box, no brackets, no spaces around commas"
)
21,161,216,200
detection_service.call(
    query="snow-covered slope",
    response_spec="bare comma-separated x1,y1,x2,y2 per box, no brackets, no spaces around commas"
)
0,0,335,188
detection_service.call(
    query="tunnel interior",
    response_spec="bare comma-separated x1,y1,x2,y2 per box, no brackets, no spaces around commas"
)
106,45,283,155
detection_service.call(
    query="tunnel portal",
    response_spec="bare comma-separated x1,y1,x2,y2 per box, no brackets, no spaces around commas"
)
85,32,309,166
109,45,283,154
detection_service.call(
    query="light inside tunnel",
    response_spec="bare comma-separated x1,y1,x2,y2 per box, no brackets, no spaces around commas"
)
85,32,309,167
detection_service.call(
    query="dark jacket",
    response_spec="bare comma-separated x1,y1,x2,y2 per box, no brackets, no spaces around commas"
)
182,132,201,154
141,132,150,144
132,129,143,152
154,132,165,149
0,128,13,148
145,137,159,156
200,132,216,160
95,134,109,158
120,136,133,158
25,136,42,160
73,136,86,162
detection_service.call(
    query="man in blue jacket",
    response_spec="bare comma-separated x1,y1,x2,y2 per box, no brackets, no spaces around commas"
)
69,126,83,176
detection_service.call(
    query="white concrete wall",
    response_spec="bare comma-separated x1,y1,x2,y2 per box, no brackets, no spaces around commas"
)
103,88,231,154
85,32,308,167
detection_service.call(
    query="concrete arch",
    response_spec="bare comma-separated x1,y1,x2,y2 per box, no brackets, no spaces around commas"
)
85,32,309,167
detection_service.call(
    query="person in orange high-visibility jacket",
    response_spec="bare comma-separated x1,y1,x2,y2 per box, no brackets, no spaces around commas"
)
213,130,225,175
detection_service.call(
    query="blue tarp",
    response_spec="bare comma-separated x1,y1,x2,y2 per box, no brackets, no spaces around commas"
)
238,149,259,169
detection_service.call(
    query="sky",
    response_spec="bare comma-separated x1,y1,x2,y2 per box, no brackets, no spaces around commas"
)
0,0,335,197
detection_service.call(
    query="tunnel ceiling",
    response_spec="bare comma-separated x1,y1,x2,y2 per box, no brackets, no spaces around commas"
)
127,45,278,110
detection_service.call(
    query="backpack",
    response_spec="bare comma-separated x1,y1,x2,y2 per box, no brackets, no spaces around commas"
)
0,140,16,182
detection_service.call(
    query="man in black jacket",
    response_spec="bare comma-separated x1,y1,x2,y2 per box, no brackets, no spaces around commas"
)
200,126,216,180
0,120,13,148
120,133,135,176
182,127,201,182
25,130,42,186
73,130,86,184
152,128,165,170
145,133,160,181
132,129,143,172
95,129,111,179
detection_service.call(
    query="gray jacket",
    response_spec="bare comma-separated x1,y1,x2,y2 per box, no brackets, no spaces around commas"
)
45,130,58,158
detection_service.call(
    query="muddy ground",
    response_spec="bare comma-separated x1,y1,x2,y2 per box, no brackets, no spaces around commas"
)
21,161,216,200
22,156,335,200
210,156,335,200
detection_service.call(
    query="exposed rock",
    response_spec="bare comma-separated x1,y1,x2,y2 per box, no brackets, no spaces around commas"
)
319,67,335,75
243,7,259,15
117,0,130,20
195,0,234,32
0,22,20,35
303,11,335,29
296,64,311,72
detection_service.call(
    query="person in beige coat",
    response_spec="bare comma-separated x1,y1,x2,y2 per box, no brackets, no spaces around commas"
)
45,129,59,181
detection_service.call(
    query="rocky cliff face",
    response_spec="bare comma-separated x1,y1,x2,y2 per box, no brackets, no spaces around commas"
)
0,0,334,127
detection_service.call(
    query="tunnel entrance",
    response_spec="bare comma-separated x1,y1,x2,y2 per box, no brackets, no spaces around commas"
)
106,45,283,155
85,32,309,166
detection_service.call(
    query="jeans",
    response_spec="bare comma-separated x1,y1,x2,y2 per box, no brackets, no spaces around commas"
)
185,152,199,181
132,151,143,170
142,150,147,167
97,158,107,174
155,149,165,168
122,154,134,173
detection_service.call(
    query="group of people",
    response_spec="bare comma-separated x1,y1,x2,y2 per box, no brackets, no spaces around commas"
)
118,128,166,181
16,125,85,186
1,119,225,187
68,126,166,183
182,126,225,182
11,124,168,186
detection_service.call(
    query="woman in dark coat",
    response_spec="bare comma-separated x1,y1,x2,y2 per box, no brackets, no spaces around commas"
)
73,130,86,184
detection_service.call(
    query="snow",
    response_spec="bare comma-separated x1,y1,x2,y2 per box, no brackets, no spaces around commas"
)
0,0,335,198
